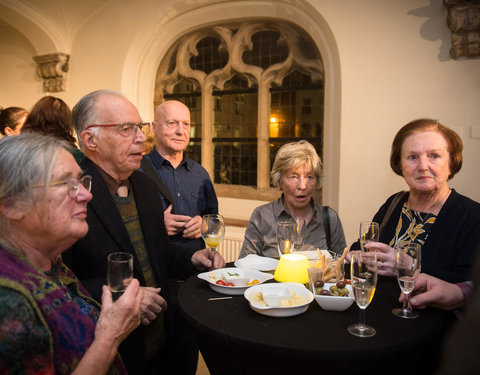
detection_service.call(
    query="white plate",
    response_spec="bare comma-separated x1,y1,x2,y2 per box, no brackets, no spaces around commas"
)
244,282,314,317
234,254,279,271
198,267,274,295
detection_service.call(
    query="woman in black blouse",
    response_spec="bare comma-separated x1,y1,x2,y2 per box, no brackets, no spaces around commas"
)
351,118,480,284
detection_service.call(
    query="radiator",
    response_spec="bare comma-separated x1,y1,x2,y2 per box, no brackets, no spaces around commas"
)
217,226,245,263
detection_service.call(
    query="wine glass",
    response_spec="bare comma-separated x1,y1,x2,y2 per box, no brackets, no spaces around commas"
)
359,221,379,252
201,214,225,252
107,252,133,301
348,252,378,337
392,241,421,319
293,218,306,252
276,221,295,257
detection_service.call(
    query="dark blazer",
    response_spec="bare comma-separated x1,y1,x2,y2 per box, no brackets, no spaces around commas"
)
63,157,195,373
356,189,480,283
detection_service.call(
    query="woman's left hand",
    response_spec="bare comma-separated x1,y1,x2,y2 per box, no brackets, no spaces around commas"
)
363,241,395,277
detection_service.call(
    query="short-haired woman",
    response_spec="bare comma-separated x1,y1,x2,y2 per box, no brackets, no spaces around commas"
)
353,118,480,284
239,140,346,258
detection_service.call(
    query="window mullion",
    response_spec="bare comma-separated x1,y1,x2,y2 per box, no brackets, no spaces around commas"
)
257,81,271,190
202,88,214,179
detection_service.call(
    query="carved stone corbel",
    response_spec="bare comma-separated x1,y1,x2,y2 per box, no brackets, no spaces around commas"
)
33,52,70,92
444,0,480,59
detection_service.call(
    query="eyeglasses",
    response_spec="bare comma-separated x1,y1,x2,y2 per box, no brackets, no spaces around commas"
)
33,175,92,199
85,122,150,137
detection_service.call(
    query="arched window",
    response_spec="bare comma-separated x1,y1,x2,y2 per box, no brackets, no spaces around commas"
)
155,20,324,199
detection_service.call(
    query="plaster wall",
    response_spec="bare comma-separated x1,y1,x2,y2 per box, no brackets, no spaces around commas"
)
0,0,479,245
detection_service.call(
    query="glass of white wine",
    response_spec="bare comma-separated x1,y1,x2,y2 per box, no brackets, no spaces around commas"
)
201,214,225,252
107,252,133,301
276,221,295,257
392,241,421,319
359,221,379,252
348,252,378,338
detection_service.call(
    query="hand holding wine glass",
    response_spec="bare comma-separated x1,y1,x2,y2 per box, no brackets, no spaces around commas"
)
359,221,379,252
201,214,225,252
348,252,378,338
392,241,421,319
107,252,133,301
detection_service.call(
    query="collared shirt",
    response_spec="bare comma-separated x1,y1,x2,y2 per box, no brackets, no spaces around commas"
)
239,195,347,259
144,148,218,251
96,165,129,196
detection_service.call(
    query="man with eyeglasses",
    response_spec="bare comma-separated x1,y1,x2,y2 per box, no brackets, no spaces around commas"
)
63,90,225,375
141,100,218,374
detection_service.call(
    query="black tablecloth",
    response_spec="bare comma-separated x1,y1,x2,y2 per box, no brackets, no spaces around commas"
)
178,274,454,375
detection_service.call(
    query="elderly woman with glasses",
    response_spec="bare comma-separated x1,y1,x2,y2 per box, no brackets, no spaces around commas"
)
238,140,346,259
0,134,143,374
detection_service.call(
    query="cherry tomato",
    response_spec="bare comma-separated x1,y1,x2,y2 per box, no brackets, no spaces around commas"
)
247,279,260,286
227,282,235,286
216,280,226,285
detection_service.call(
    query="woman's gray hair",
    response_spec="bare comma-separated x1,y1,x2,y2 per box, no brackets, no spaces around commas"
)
0,134,72,226
270,140,323,190
72,89,126,148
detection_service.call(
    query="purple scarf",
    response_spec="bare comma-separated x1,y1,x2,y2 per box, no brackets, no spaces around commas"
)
0,245,126,375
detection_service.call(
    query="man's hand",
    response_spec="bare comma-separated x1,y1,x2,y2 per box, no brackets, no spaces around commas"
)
164,204,192,236
182,215,202,239
191,249,226,271
399,273,466,310
139,287,167,325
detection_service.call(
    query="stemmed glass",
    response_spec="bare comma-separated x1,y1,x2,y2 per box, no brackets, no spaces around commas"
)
276,221,296,257
107,252,133,301
392,242,421,319
293,218,306,252
359,221,379,252
348,252,378,337
201,214,225,252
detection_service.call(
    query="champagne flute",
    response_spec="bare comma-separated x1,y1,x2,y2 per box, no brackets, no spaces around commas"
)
201,214,225,252
276,221,295,257
348,252,378,337
293,218,306,252
107,252,133,301
392,242,421,319
359,221,379,252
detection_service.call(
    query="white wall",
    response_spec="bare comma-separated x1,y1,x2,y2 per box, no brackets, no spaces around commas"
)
1,0,479,246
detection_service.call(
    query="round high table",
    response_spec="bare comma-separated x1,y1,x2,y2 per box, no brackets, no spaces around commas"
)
178,274,454,375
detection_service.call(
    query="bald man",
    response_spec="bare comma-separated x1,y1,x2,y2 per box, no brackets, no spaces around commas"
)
142,100,218,374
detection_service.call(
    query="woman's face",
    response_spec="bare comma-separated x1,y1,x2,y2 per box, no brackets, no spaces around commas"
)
281,163,316,211
22,149,92,256
400,130,451,194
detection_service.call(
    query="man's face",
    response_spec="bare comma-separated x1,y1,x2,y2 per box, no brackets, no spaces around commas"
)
153,101,191,156
86,95,146,180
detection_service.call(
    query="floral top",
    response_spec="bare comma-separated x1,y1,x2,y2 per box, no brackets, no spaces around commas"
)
388,202,437,248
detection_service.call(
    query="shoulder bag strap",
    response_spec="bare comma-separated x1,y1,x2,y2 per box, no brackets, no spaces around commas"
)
140,157,176,210
322,206,331,250
379,191,407,235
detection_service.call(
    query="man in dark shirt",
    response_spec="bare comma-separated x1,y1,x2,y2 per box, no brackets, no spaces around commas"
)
142,100,218,374
64,90,224,374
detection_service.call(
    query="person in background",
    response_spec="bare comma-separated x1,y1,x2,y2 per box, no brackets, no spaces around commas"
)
22,96,84,164
239,140,346,259
142,100,218,374
350,119,480,283
63,89,225,375
0,133,142,374
0,106,27,136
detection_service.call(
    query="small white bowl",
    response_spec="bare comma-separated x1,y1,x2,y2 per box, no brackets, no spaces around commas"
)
314,282,354,311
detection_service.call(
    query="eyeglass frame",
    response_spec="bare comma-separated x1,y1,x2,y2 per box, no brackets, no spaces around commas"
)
85,122,150,137
32,175,92,199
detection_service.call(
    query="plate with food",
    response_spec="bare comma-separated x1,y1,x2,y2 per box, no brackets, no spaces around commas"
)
312,280,354,311
198,267,274,295
244,282,314,317
234,254,279,272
